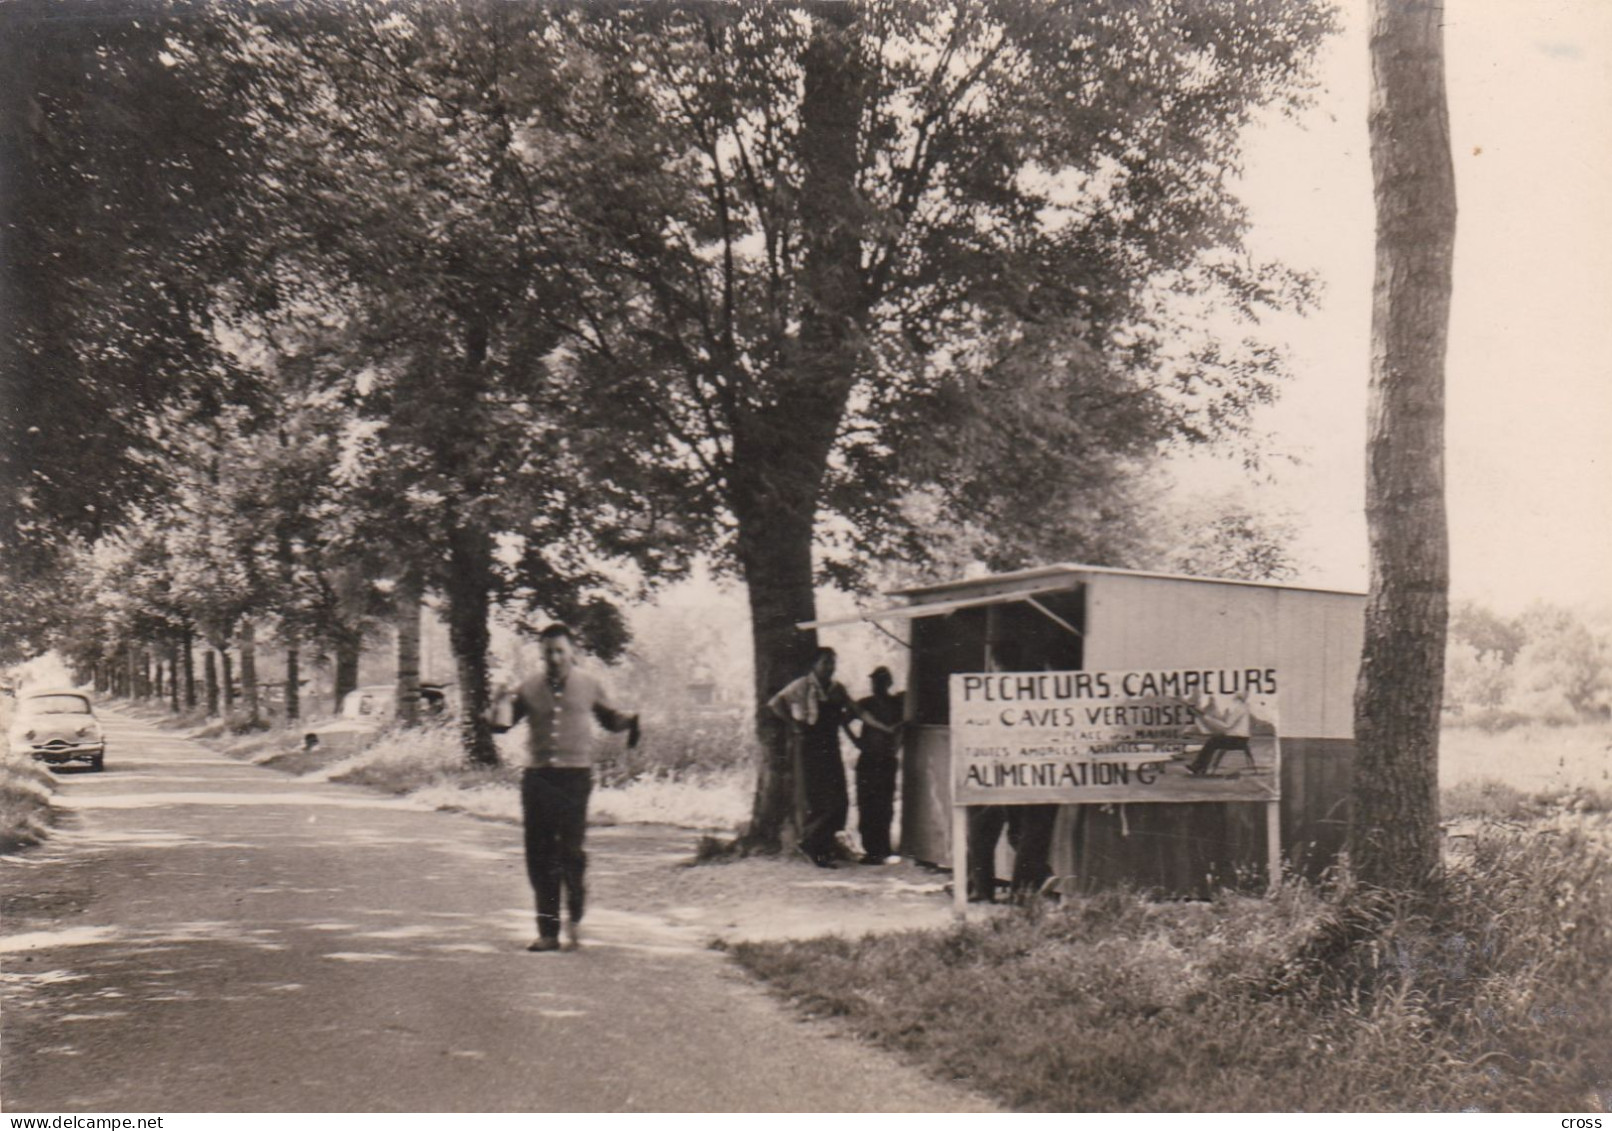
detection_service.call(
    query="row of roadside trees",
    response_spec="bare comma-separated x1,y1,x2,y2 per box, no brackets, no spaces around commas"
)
4,0,1342,851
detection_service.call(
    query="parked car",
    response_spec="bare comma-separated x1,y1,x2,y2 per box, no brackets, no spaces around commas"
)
339,682,454,720
304,683,454,754
8,690,105,771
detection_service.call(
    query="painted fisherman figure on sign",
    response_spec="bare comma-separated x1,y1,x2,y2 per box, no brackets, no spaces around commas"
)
1185,687,1255,777
489,623,640,952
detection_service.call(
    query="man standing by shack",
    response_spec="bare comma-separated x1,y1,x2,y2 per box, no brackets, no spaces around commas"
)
490,623,640,952
852,666,905,864
768,647,886,868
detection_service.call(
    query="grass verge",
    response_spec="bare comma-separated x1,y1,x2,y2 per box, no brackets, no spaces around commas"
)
0,754,57,852
206,713,752,832
729,822,1612,1112
0,693,56,851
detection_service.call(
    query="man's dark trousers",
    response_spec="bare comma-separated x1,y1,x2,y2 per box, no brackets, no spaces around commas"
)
855,751,898,859
797,727,849,861
967,804,1056,902
521,767,593,939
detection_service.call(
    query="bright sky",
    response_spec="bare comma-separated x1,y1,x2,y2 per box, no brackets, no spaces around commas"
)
1179,0,1612,612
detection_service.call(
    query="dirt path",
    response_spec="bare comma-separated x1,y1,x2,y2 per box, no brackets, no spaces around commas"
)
1,709,992,1113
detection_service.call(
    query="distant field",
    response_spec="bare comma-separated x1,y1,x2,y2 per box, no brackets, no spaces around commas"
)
1440,720,1611,794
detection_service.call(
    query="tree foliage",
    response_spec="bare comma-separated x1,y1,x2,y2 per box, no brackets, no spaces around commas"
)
1,0,258,565
1445,600,1612,726
6,2,1338,799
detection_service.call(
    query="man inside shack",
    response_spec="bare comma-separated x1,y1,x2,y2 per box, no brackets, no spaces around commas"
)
769,648,893,868
488,623,641,952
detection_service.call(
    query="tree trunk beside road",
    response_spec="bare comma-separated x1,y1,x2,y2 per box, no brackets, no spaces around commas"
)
734,7,866,851
394,574,424,729
204,650,219,718
240,619,259,725
183,628,196,709
446,522,498,767
1352,0,1457,892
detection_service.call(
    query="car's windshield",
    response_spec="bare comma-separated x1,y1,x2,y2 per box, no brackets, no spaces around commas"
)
22,695,92,715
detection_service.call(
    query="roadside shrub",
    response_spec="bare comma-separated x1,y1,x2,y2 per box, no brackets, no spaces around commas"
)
322,718,504,792
0,753,57,851
226,710,271,735
592,706,757,787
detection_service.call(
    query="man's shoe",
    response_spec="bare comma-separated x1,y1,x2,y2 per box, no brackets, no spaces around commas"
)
527,936,561,952
563,921,581,951
859,854,884,865
811,854,838,869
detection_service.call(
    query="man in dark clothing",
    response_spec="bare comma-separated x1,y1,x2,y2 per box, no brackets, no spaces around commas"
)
489,624,640,952
852,666,905,863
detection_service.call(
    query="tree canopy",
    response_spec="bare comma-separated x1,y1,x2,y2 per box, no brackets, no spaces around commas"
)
5,2,1337,819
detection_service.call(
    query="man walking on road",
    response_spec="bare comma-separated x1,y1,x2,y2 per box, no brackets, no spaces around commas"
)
490,624,640,952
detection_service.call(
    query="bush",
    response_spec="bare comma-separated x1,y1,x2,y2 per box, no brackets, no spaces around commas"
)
226,709,271,735
591,706,757,787
322,718,503,793
0,753,57,852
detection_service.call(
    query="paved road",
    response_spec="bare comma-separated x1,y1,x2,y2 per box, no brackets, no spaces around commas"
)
1,711,993,1113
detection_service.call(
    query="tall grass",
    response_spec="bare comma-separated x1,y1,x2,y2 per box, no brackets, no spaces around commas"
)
0,755,56,852
731,824,1612,1112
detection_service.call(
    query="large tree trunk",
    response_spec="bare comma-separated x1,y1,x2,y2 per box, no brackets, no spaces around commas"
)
445,521,498,766
733,505,821,853
240,618,260,725
204,649,220,718
277,524,301,723
732,6,868,851
284,634,301,723
394,572,425,728
1352,0,1457,892
183,628,196,709
333,635,361,713
222,647,236,713
168,645,180,713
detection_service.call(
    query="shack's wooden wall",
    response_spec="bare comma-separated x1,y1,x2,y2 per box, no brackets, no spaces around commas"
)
897,575,1364,892
1083,574,1362,740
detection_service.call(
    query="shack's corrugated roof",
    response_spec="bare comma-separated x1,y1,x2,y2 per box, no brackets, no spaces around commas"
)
888,562,1366,601
800,564,1365,631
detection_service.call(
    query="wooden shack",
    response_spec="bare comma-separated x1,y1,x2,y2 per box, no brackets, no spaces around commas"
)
806,564,1365,896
